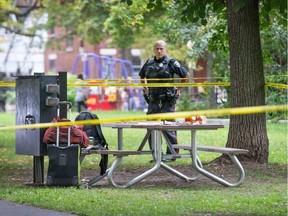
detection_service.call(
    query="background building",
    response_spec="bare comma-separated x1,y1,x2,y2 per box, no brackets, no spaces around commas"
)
44,28,143,80
0,1,47,78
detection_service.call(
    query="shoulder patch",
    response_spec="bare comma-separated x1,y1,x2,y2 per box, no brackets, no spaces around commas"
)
174,60,181,67
147,58,154,65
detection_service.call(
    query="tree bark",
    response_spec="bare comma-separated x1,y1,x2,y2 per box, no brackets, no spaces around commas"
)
225,0,269,163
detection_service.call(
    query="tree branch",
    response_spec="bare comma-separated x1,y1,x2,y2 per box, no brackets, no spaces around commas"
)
4,0,42,17
0,25,39,38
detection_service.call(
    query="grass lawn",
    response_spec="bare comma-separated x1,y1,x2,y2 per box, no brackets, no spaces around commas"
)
0,111,287,216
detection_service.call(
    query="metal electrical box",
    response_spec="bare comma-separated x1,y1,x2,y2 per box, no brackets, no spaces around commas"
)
15,73,60,156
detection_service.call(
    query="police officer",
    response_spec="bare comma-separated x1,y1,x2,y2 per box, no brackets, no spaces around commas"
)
139,40,190,160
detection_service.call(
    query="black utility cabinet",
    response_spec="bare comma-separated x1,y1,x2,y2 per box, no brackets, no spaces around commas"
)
16,74,58,156
15,72,67,184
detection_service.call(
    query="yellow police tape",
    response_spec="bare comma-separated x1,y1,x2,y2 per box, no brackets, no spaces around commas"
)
0,80,15,87
68,77,228,82
0,105,286,131
1,81,287,88
265,83,288,89
69,82,231,87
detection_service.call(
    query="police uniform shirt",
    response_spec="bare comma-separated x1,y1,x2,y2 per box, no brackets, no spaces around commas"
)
139,55,189,97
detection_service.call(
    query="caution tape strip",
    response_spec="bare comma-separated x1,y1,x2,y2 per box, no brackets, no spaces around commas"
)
265,83,288,89
68,82,231,87
0,81,287,88
67,77,231,82
0,105,286,131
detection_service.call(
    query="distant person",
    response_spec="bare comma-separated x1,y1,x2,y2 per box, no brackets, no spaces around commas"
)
74,74,89,113
120,87,129,111
126,77,136,111
139,40,189,161
0,88,6,112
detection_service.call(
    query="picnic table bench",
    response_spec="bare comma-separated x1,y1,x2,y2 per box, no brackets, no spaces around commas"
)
83,149,152,156
173,145,249,155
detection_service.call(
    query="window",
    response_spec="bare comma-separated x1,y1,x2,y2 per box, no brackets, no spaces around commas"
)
131,56,141,66
79,40,85,52
49,59,56,72
131,56,142,73
66,36,73,52
80,40,84,48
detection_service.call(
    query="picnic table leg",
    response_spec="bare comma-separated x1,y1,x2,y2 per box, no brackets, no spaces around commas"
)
81,170,109,188
160,161,201,181
118,128,123,150
160,129,203,181
190,130,246,187
160,144,203,181
137,130,152,151
81,128,125,188
107,130,161,188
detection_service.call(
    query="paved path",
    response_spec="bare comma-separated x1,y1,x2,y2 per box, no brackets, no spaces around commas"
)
0,199,77,216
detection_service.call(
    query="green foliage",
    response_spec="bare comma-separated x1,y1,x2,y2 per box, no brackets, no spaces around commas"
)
3,89,15,104
77,1,111,45
176,91,206,111
104,4,137,48
265,70,287,121
261,11,287,121
176,91,192,111
39,0,113,47
67,73,77,109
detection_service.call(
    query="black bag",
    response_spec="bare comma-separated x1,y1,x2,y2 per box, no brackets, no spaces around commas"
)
47,144,80,186
75,112,108,175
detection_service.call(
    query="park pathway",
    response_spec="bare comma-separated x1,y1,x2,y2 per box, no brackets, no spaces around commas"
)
0,199,77,216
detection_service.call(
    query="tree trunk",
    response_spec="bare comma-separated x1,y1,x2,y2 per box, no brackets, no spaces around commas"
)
225,0,269,163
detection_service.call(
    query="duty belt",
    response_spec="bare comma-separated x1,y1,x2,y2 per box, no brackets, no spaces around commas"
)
148,93,168,102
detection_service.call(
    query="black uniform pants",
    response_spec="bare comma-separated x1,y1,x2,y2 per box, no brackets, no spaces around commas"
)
147,99,178,154
77,101,88,113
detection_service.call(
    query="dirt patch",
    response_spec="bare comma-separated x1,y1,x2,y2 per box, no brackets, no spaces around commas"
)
80,161,271,188
3,161,286,188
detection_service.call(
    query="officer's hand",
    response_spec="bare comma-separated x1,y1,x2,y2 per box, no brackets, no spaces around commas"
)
175,87,181,95
174,93,179,100
143,87,148,94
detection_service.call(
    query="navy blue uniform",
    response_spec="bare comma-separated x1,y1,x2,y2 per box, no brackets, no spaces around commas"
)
139,55,189,154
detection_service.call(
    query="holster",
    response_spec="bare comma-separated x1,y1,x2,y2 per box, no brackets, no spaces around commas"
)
170,93,179,105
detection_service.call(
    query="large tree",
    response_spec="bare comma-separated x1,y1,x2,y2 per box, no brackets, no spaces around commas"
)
119,0,287,163
225,0,268,163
